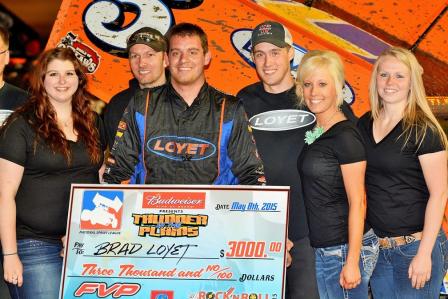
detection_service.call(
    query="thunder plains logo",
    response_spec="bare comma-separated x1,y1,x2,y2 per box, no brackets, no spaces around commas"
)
132,213,208,238
147,136,216,161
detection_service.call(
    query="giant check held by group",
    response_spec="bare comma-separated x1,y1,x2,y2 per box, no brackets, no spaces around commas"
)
60,185,290,298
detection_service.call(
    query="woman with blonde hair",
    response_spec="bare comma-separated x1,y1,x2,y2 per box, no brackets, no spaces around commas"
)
0,47,105,298
357,46,448,298
296,49,378,298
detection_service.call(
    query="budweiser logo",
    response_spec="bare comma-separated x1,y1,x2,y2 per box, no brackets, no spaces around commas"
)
143,192,206,209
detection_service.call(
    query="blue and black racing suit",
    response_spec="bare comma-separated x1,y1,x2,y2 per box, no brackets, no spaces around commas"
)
103,82,265,185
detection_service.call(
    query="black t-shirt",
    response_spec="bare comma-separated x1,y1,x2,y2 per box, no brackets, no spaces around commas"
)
0,82,28,124
298,120,366,248
238,82,357,241
0,113,105,242
103,79,140,147
238,83,313,241
357,112,444,237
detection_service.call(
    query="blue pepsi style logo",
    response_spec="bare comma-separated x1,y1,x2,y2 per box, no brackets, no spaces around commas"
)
147,136,216,161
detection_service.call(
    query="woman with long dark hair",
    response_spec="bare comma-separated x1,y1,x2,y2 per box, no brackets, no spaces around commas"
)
0,47,105,298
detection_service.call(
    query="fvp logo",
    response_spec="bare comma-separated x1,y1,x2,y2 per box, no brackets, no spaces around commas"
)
151,290,174,299
74,282,140,297
80,191,124,230
147,136,216,161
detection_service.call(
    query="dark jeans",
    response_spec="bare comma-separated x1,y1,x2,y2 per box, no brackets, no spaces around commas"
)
370,230,448,299
3,239,63,299
286,236,320,299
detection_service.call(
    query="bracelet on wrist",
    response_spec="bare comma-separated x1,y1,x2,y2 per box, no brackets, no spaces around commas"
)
2,252,18,256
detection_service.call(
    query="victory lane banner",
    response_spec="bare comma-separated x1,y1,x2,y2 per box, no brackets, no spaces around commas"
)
60,184,290,299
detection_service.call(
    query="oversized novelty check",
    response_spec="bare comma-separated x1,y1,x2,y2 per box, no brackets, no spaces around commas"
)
60,185,289,299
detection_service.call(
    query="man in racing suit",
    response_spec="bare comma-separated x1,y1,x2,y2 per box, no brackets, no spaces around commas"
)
103,23,264,185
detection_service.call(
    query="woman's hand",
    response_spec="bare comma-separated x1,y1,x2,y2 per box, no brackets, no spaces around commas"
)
339,261,361,289
3,254,23,287
409,252,431,289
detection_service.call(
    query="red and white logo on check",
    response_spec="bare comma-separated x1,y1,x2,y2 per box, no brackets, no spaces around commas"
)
143,192,206,209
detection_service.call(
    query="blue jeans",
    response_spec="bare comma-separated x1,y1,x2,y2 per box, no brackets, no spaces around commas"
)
2,239,63,299
314,229,379,299
370,230,448,299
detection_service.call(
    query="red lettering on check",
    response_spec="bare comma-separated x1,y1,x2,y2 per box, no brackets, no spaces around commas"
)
74,282,140,297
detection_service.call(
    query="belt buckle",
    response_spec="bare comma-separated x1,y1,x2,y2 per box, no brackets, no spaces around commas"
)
379,237,392,249
404,235,416,244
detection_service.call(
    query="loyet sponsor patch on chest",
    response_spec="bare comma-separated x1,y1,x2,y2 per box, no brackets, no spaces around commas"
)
147,136,216,161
